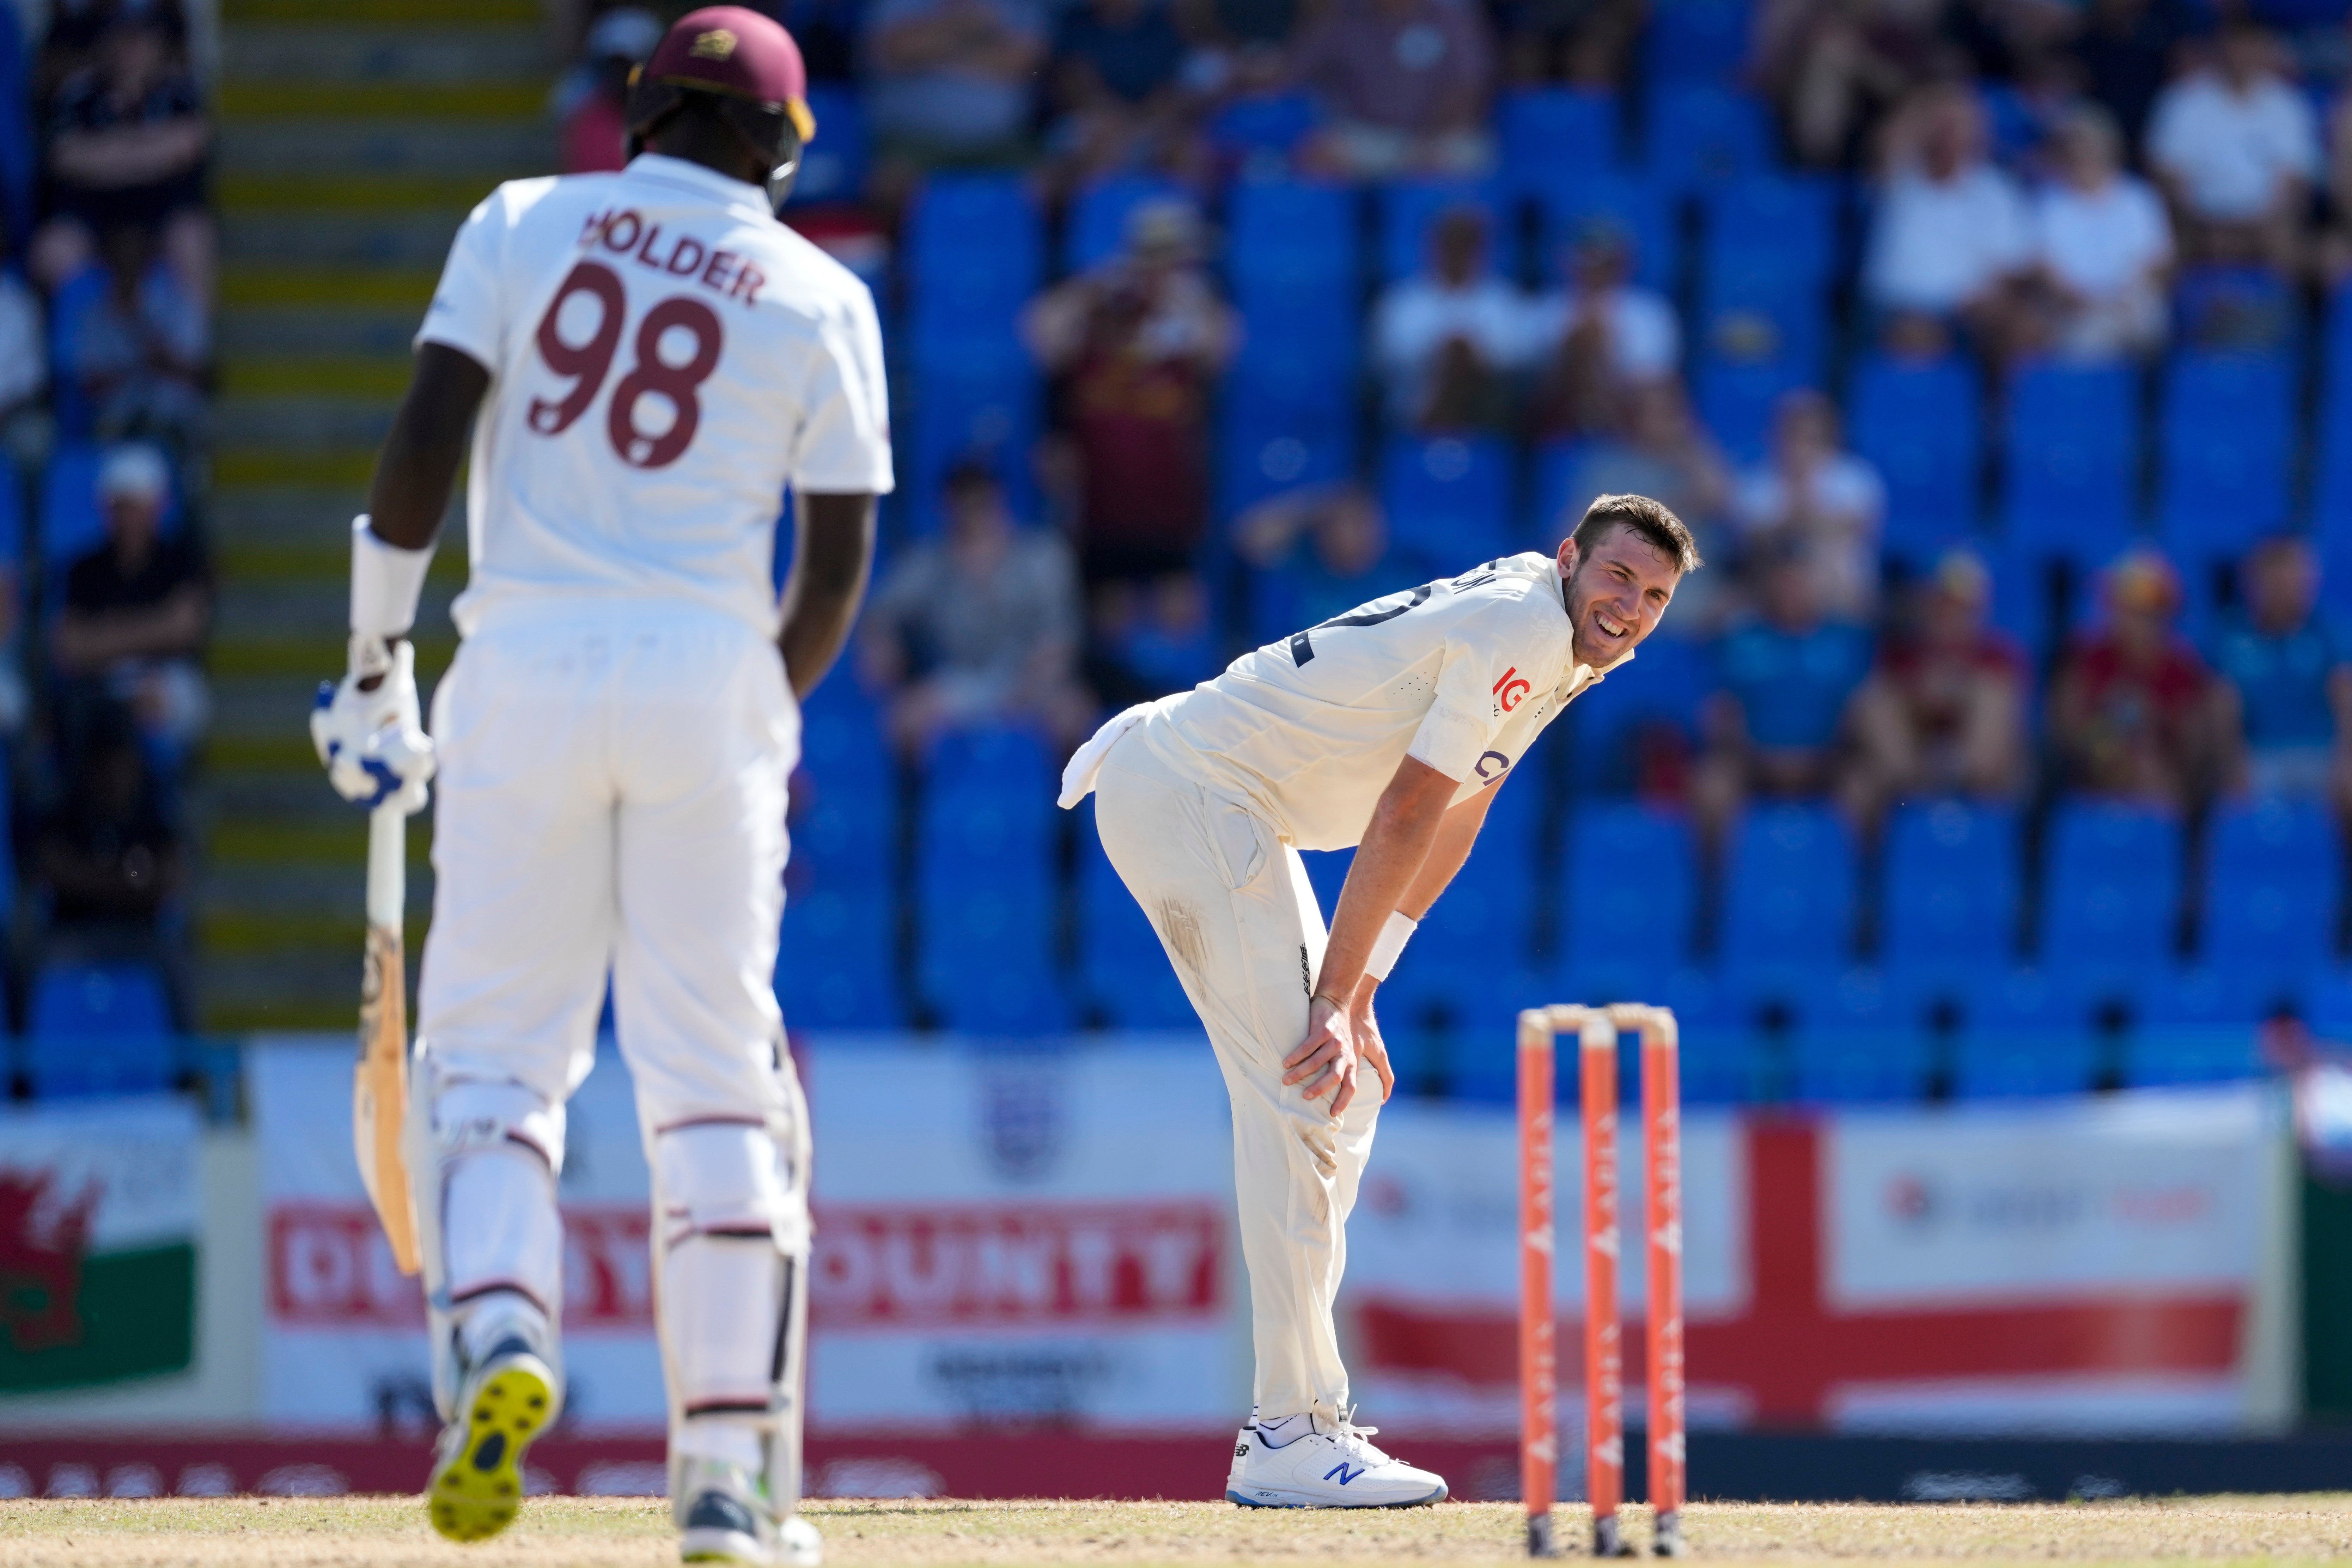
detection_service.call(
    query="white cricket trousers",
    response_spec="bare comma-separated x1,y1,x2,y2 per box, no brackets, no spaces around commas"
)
413,601,806,1453
1091,724,1380,1426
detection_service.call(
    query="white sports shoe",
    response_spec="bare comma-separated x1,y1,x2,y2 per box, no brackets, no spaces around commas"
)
1225,1412,1449,1509
675,1457,822,1566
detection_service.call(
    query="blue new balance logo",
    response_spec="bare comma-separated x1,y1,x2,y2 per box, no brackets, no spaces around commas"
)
1324,1462,1366,1485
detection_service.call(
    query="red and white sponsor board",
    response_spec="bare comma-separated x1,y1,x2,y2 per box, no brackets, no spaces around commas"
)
249,1038,1240,1436
1344,1086,2293,1440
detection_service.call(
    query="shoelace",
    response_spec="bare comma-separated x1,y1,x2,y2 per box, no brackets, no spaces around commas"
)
1331,1407,1393,1466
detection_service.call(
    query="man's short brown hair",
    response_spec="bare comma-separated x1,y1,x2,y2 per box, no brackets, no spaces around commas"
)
1572,493,1702,574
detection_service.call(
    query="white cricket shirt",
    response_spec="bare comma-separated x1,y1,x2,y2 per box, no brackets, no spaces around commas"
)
418,153,894,639
1141,551,1612,851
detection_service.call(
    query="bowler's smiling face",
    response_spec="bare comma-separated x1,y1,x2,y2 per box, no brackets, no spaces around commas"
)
1557,524,1681,669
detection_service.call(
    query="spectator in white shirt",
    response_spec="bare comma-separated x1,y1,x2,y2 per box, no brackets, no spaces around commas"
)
1370,204,1528,431
2026,105,2172,361
1732,389,1887,622
1526,219,1680,438
1862,84,2031,358
2146,22,2317,270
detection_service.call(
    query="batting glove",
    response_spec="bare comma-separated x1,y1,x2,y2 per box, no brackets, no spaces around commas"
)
311,636,434,814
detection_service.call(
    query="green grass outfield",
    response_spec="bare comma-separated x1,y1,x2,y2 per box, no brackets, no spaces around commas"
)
6,1497,2352,1567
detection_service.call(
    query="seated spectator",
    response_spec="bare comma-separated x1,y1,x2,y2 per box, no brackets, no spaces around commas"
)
1752,0,1944,170
2023,104,2171,361
865,0,1046,168
2146,21,2316,273
1850,550,2029,820
2047,549,2231,810
0,219,48,467
53,443,211,759
1233,480,1405,639
1862,85,2030,359
1371,205,1529,432
38,10,211,301
51,220,207,452
2211,535,2352,810
1294,0,1495,178
1023,199,1235,583
1694,537,1876,838
557,8,662,175
859,461,1092,753
1731,390,1885,623
1086,570,1220,706
1044,0,1193,191
1553,379,1734,632
1526,219,1679,438
35,698,184,942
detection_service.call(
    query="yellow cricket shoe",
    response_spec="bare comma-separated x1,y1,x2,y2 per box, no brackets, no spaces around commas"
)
427,1338,557,1543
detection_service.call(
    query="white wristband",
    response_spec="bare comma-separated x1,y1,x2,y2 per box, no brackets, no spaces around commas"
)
1365,910,1417,982
351,514,433,643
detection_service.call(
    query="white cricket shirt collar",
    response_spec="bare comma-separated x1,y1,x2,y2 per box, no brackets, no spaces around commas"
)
623,152,773,215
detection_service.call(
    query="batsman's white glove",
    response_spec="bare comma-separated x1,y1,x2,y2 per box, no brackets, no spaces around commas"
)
311,636,434,814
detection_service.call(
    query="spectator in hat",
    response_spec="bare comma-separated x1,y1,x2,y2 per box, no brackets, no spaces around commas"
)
1862,84,2030,359
1371,204,1530,432
1526,218,1679,438
2048,549,2232,809
859,460,1092,752
53,442,212,759
1293,0,1496,177
1731,389,1885,623
2146,20,2317,273
1023,197,1236,584
1694,535,1876,838
559,8,663,174
1850,549,2030,821
2211,535,2352,810
2022,104,2172,362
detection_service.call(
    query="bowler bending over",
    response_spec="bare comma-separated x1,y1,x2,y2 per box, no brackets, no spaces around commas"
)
1060,494,1698,1507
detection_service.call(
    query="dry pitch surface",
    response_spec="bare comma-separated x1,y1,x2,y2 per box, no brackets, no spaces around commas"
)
8,1497,2352,1568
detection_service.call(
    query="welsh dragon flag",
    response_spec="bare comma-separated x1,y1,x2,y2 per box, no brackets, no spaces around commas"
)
0,1097,198,1392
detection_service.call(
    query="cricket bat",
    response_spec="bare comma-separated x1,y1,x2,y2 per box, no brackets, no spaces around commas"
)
354,801,421,1275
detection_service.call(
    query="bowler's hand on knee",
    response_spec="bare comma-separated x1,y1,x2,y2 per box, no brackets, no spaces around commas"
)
1351,986,1394,1104
1283,995,1360,1116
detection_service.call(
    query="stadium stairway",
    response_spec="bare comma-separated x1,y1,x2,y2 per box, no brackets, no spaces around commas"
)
201,0,553,1027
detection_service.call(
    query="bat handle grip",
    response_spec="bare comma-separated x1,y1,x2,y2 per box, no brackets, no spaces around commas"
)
366,804,406,930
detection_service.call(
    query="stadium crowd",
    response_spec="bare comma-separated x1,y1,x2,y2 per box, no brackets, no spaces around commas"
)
544,0,2352,1097
0,0,212,1065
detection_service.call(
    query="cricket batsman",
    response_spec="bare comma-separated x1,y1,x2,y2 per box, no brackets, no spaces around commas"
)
306,10,888,1562
1060,495,1698,1507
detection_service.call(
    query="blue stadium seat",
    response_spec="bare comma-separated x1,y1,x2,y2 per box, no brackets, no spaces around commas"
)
1644,0,1751,87
1951,1027,2101,1098
1499,89,1620,200
796,681,892,792
2039,800,2183,981
1377,178,1502,282
2199,795,2339,979
779,886,902,1030
1379,437,1512,563
1644,84,1771,196
1439,966,1590,1104
2156,352,2295,579
2138,964,2286,1027
1227,178,1360,306
1395,789,1540,1021
1999,362,2139,569
915,728,1065,1034
1299,845,1353,917
1073,801,1196,1029
2122,1025,2266,1087
1208,90,1322,163
902,365,1041,534
905,174,1040,294
1531,171,1678,291
1879,800,2019,971
1720,804,1856,970
1217,403,1356,521
1560,633,1708,794
1694,251,1824,376
1064,174,1188,275
1560,804,1696,969
25,960,174,1098
788,84,868,206
1694,359,1811,466
1847,354,1981,569
1791,1025,1933,1103
1701,174,1840,287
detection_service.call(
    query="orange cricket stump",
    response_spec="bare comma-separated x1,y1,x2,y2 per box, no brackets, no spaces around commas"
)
1516,1003,1687,1560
